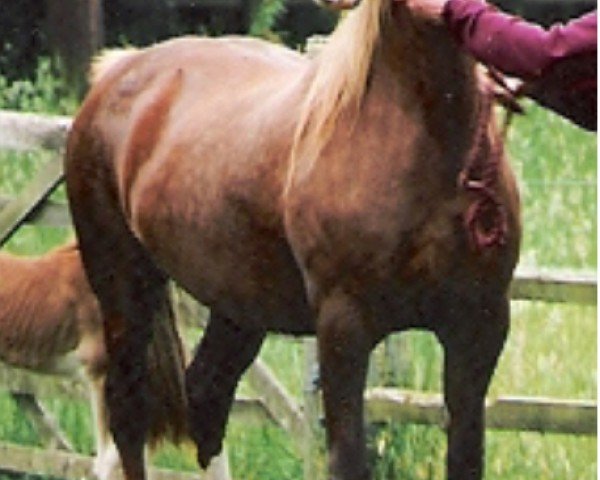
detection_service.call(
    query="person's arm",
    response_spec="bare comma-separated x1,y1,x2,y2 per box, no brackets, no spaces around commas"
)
403,0,597,80
442,0,597,80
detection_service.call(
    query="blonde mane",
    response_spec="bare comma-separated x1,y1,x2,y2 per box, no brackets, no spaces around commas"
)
288,0,389,181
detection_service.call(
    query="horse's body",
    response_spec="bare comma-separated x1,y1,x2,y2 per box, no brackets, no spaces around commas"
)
0,244,186,480
65,1,520,479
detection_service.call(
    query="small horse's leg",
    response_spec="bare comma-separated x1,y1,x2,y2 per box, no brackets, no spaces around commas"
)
439,298,509,480
89,374,109,475
186,313,265,469
89,374,119,480
317,293,374,480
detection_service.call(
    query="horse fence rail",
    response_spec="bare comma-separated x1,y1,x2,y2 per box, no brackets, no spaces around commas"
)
0,441,200,480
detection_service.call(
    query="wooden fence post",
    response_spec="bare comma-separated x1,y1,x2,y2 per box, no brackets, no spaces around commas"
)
0,154,64,246
10,393,74,451
302,339,324,480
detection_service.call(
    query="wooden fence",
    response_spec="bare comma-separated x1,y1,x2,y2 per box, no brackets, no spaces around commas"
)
0,109,596,480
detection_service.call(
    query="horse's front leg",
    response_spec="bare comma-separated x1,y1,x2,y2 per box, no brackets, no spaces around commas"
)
439,297,509,480
317,293,375,480
186,313,265,469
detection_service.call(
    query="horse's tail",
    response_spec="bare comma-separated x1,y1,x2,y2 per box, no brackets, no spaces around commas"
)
58,241,188,445
66,62,187,479
146,293,188,445
89,48,138,84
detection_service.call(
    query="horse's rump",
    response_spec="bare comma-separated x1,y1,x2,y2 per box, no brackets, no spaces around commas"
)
70,36,315,331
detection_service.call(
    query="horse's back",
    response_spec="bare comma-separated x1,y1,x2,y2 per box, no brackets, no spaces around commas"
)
80,35,307,193
90,36,304,104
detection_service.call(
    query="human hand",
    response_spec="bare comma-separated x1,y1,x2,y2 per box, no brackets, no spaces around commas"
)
399,0,450,23
314,0,361,11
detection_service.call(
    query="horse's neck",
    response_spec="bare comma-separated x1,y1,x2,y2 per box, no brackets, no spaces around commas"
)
383,12,477,88
372,16,481,150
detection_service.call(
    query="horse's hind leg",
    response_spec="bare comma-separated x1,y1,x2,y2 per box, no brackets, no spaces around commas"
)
88,373,119,480
68,172,179,480
186,312,265,469
438,297,509,480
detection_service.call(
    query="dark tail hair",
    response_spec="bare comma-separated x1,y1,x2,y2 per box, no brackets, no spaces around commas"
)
146,289,188,445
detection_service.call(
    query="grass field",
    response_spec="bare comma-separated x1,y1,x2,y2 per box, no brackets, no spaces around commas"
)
0,81,596,480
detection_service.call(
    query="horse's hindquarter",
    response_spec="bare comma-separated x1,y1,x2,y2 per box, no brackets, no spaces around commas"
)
82,37,314,332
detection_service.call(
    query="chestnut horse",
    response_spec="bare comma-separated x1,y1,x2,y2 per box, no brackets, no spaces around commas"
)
0,243,186,479
65,0,520,478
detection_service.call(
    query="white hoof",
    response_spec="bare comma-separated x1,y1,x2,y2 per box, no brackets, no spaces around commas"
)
93,443,120,480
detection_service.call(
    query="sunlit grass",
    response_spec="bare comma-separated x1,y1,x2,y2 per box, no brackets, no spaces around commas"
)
506,102,596,270
0,395,40,447
493,302,596,399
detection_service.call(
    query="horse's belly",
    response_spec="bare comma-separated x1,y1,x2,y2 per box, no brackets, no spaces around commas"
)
131,190,313,333
162,240,313,334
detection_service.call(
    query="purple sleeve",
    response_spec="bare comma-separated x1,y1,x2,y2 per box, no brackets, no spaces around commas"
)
443,0,597,80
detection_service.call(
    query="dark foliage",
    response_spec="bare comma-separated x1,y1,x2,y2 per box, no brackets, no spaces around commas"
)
0,1,47,80
1,0,337,81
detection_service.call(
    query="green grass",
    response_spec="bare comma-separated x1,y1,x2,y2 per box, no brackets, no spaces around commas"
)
506,102,596,270
0,77,595,480
0,58,77,115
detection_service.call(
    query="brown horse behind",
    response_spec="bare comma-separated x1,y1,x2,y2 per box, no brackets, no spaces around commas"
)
65,0,520,478
0,243,187,479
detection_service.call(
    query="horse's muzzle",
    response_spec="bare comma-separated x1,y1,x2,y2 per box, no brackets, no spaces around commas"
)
314,0,362,11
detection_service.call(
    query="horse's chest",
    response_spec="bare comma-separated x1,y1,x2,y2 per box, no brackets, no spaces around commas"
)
286,179,465,291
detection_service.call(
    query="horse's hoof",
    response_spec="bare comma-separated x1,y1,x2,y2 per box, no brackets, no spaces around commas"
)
187,404,227,469
197,443,223,470
92,444,120,480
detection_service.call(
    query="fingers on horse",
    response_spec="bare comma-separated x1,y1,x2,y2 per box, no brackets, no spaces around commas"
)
316,0,362,11
438,298,510,480
185,313,265,469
